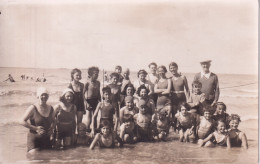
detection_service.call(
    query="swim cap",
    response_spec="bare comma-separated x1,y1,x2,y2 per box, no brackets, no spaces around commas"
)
36,87,49,98
62,88,74,97
124,96,134,102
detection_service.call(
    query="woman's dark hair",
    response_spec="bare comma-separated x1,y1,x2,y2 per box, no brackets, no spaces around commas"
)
102,86,111,94
71,68,82,81
115,65,122,70
110,72,120,79
158,65,167,73
178,101,191,111
216,102,227,111
148,62,157,68
88,66,99,77
100,119,112,129
215,120,226,129
136,85,149,97
137,69,148,77
230,114,241,122
169,62,178,69
121,83,135,96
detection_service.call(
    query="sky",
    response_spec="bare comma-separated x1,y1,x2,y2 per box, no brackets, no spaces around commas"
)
0,0,258,74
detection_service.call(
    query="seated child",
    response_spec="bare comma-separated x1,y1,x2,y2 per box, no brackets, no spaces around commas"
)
119,114,137,143
151,110,170,141
187,80,206,115
90,120,123,149
75,123,91,146
228,114,248,149
196,108,215,142
175,102,196,142
198,120,231,148
134,99,153,142
212,102,230,128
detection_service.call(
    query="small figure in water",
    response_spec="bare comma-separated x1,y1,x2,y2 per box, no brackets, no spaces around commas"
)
4,74,15,82
42,73,46,82
75,123,91,146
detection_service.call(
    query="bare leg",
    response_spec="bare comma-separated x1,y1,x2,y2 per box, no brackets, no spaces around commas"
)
179,129,184,142
85,110,92,130
77,111,84,124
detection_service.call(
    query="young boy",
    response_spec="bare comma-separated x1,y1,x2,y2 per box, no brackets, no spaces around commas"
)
115,65,124,85
75,123,91,146
151,110,170,141
212,102,230,127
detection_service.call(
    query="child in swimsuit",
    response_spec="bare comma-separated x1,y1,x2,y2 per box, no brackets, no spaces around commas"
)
68,68,85,125
54,88,77,149
212,102,230,128
228,114,248,149
136,85,155,115
91,87,115,138
90,120,123,150
198,120,231,148
151,110,170,141
119,96,138,143
120,83,138,107
175,102,196,142
83,66,101,130
76,123,91,146
188,80,207,115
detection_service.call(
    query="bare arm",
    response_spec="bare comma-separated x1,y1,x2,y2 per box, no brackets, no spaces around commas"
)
119,107,124,125
91,102,101,136
161,79,172,95
212,75,220,106
114,131,124,147
226,135,231,148
89,133,100,150
20,105,37,131
199,133,213,147
183,76,190,98
241,132,248,149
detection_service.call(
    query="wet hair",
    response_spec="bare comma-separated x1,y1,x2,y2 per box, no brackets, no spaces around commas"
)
137,69,148,77
192,80,202,88
157,65,167,73
121,83,135,95
59,91,74,104
230,114,241,122
71,68,82,81
179,101,190,111
110,72,120,79
148,62,157,68
169,62,178,69
136,85,150,97
216,102,227,111
115,65,122,71
100,120,112,129
88,66,99,78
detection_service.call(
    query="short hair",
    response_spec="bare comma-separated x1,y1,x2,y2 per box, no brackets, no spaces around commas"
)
192,80,202,87
216,102,227,111
169,62,178,69
123,114,134,123
115,65,122,70
121,83,135,95
102,86,111,94
215,120,226,128
71,68,82,81
148,62,157,68
202,106,214,115
230,114,241,122
110,72,120,79
137,69,148,77
100,119,112,129
136,85,150,97
179,101,190,111
88,66,99,77
157,65,167,73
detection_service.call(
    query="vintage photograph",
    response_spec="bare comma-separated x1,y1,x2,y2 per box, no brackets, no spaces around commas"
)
0,0,258,163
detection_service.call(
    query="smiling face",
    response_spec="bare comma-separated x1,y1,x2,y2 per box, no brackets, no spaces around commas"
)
169,65,178,74
217,121,226,133
139,74,146,82
180,106,188,116
140,88,148,98
216,105,225,115
229,119,239,130
111,76,119,85
92,70,99,81
193,84,202,94
204,111,212,120
103,91,111,101
101,126,111,136
73,72,81,82
39,93,49,104
158,67,166,78
149,64,157,74
201,63,211,73
125,100,134,110
64,92,74,103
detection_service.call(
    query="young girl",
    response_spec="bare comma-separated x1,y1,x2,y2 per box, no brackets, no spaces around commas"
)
83,66,101,130
76,123,90,146
175,102,196,142
54,88,77,149
90,120,123,150
91,87,115,138
120,83,138,107
228,114,248,149
136,85,155,115
199,120,231,148
68,68,85,125
212,102,230,127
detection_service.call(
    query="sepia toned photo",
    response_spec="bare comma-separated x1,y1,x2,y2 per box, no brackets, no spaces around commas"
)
0,0,258,163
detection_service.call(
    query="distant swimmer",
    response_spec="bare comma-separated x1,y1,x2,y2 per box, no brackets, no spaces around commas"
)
36,77,41,82
42,73,47,82
4,74,15,82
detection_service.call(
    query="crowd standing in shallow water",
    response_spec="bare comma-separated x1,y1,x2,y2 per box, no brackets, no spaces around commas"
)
20,60,248,153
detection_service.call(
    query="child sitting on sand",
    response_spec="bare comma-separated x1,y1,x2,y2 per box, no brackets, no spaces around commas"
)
198,120,231,148
91,87,115,138
90,120,123,150
228,114,248,149
212,102,230,128
151,110,170,141
136,85,156,115
75,123,91,146
187,80,206,115
175,102,196,142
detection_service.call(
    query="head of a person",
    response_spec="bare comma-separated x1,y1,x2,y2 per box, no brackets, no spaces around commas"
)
71,68,82,81
148,62,157,74
102,86,111,100
192,80,202,94
139,99,148,114
78,123,87,136
158,111,167,121
123,114,134,126
216,120,226,133
88,66,99,80
169,62,178,74
110,72,119,84
203,107,213,120
137,69,148,82
100,120,112,136
216,102,227,115
124,96,134,110
200,60,211,73
157,65,167,78
115,65,122,74
229,114,241,130
122,83,135,96
37,87,49,104
123,68,130,78
179,102,190,116
137,85,149,98
60,88,74,104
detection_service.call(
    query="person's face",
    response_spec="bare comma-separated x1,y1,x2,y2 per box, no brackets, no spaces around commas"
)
216,105,225,115
193,84,202,94
181,106,188,116
169,65,178,74
139,74,146,82
126,87,134,96
103,92,111,101
158,68,166,78
111,76,118,84
73,72,81,82
101,126,110,136
140,89,148,98
140,105,147,114
149,65,157,74
92,70,99,80
201,63,211,73
115,68,122,74
217,122,226,133
39,93,49,104
64,92,74,103
78,128,86,136
204,111,211,120
126,100,134,109
229,120,239,130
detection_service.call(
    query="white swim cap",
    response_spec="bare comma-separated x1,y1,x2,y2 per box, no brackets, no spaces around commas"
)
36,87,49,98
61,88,74,97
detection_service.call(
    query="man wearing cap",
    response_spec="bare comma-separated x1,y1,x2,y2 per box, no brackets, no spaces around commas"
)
193,60,219,107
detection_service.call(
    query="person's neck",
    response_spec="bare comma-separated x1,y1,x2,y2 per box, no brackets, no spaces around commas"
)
202,70,210,74
172,72,179,76
151,72,157,76
72,80,79,85
39,103,47,108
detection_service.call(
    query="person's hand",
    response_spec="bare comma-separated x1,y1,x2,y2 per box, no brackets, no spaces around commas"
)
35,126,45,135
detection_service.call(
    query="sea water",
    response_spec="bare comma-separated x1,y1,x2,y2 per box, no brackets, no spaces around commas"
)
0,67,258,163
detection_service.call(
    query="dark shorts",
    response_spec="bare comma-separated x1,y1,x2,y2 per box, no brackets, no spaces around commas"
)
27,132,52,152
171,93,186,106
56,124,74,139
86,98,99,111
